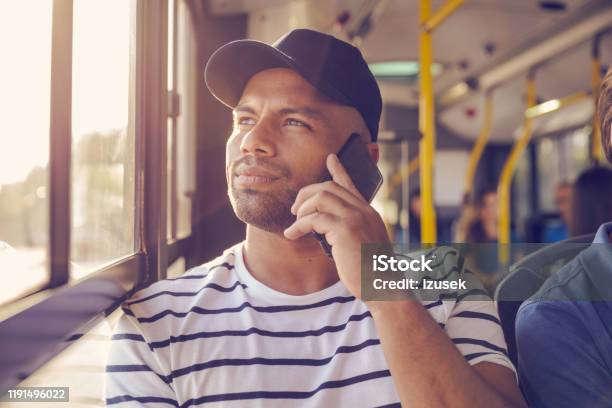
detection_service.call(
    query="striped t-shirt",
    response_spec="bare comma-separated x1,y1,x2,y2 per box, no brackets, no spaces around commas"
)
105,243,515,407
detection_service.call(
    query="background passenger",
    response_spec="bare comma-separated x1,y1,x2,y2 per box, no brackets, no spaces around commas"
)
542,181,572,242
466,187,499,243
453,192,477,243
408,188,421,244
406,188,451,244
554,181,572,229
569,167,612,237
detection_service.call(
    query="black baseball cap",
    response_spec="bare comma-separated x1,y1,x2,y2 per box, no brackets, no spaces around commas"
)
204,29,383,142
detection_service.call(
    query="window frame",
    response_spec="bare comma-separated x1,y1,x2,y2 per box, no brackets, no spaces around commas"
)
168,0,180,242
48,0,72,290
168,0,196,243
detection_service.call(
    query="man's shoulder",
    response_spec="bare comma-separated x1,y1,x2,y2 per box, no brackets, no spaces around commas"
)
122,246,240,319
517,257,588,331
517,298,581,330
516,295,603,355
515,244,612,358
525,244,606,303
516,298,611,408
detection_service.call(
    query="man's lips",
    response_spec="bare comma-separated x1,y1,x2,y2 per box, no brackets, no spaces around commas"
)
233,166,280,186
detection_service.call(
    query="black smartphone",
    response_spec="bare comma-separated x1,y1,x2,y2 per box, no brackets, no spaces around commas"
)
314,133,383,258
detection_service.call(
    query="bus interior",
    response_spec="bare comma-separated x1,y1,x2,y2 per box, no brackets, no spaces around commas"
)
0,0,611,406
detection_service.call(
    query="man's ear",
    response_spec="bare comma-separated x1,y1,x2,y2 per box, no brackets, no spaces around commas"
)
366,143,379,164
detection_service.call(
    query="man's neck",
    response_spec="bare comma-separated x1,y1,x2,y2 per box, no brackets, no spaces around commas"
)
242,225,339,296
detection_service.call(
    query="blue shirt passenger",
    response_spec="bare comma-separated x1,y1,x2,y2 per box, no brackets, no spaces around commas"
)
516,222,612,408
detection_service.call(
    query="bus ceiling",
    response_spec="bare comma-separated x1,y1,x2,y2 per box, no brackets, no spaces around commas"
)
205,0,612,143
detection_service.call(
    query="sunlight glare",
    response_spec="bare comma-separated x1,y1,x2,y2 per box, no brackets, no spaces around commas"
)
0,0,53,185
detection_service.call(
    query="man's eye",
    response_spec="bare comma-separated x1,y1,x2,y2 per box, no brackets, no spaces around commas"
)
285,118,310,129
237,117,256,126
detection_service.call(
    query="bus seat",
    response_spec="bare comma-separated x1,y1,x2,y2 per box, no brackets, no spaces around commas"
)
524,212,566,243
494,234,594,368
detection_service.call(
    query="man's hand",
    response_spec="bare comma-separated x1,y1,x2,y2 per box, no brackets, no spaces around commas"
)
284,155,526,408
284,153,389,298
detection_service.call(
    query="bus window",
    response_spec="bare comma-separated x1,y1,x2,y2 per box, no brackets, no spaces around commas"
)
537,125,591,212
514,152,532,241
0,0,53,304
70,0,136,280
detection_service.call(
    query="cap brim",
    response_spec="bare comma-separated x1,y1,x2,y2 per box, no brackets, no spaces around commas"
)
204,40,296,108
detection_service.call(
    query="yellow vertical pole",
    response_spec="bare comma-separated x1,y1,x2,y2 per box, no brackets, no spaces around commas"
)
592,35,603,163
498,73,536,262
464,92,494,196
419,0,437,244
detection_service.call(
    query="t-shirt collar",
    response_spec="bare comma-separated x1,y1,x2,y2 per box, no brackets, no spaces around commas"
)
232,241,350,305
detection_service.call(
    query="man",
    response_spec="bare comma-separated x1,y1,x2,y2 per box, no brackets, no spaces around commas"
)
554,181,572,229
542,181,572,242
466,187,499,243
516,68,612,407
105,29,524,407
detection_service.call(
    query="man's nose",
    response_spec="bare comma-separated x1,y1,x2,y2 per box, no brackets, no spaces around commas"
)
239,117,277,157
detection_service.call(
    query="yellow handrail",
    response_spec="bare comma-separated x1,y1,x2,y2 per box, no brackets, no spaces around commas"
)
525,91,590,119
464,92,493,196
498,74,536,262
387,156,419,194
422,0,465,32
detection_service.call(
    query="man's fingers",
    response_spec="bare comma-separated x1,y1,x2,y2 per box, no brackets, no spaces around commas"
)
284,212,339,240
295,190,353,219
327,154,364,201
291,180,364,215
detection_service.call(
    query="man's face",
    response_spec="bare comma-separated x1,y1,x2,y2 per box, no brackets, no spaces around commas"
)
226,68,374,233
554,184,572,225
410,196,421,218
481,192,498,224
